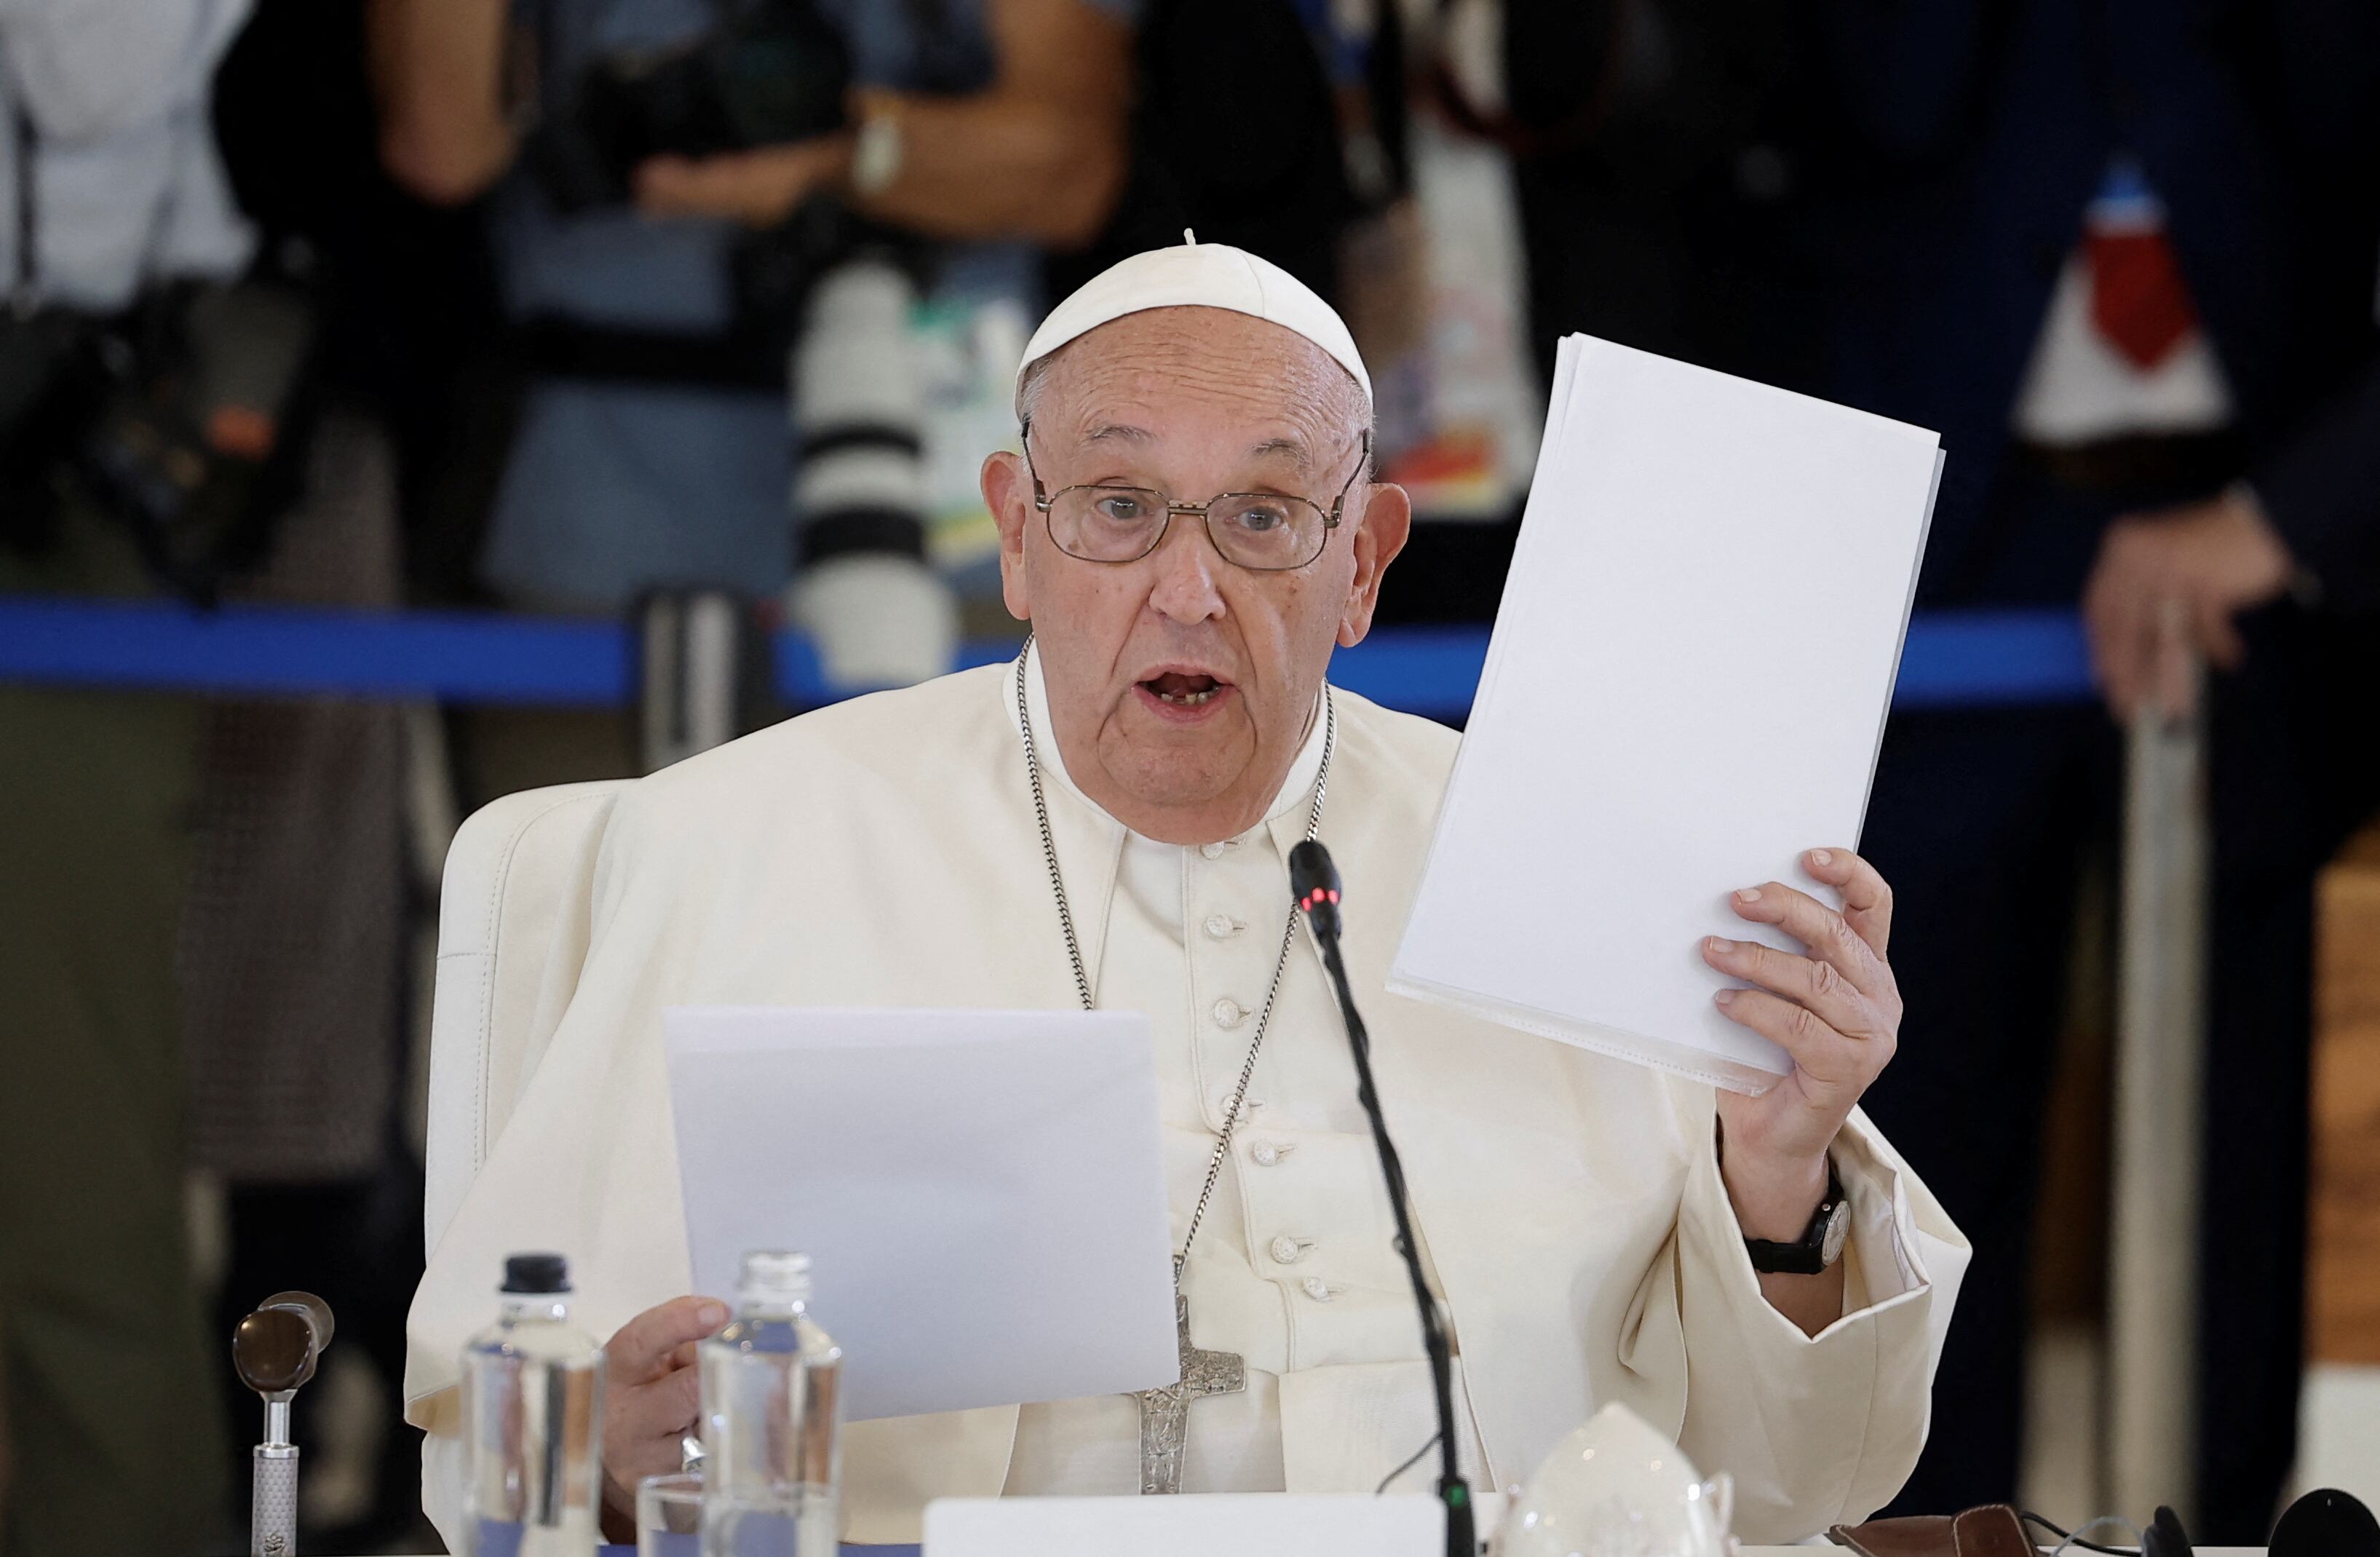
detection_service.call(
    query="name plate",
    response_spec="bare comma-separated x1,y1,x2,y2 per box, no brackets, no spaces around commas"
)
921,1494,1443,1556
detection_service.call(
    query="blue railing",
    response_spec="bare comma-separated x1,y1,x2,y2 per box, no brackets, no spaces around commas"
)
0,595,2095,718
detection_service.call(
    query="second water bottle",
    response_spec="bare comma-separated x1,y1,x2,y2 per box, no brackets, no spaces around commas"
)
699,1251,844,1557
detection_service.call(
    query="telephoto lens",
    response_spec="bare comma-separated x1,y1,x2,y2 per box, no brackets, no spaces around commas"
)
786,254,956,691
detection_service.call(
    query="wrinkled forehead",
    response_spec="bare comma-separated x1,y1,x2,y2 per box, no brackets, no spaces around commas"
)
1024,306,1368,456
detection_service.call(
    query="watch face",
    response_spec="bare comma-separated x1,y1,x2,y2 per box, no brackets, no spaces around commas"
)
1821,1200,1852,1268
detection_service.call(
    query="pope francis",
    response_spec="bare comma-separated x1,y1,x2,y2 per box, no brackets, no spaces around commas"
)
405,239,1969,1548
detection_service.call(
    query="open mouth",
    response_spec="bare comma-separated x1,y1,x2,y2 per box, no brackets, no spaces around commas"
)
1139,669,1229,709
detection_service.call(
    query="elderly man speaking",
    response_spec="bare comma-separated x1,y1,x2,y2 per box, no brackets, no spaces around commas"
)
405,239,1967,1546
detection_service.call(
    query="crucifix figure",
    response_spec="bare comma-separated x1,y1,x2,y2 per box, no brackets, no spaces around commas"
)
1134,1275,1245,1494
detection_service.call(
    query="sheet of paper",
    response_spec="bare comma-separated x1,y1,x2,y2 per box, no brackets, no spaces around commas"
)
662,1007,1179,1421
1389,336,1943,1093
922,1495,1444,1557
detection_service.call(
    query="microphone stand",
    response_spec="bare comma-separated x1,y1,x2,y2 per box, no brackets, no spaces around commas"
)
1291,842,1475,1557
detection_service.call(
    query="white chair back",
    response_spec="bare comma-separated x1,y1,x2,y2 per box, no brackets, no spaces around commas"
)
424,780,630,1255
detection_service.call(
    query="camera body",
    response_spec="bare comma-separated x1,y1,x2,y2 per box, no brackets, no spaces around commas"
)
527,0,853,213
0,277,317,601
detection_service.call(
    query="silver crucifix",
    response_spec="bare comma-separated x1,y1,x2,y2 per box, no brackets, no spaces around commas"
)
1133,1269,1245,1494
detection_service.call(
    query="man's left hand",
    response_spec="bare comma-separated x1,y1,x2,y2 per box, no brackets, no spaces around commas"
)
1700,847,1901,1243
633,135,851,226
2082,488,2296,722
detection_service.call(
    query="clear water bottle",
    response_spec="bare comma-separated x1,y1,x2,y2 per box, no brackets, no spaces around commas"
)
461,1253,606,1557
699,1251,844,1557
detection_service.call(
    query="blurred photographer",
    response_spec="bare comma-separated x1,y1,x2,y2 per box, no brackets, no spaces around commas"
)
370,0,1134,794
0,1,258,1550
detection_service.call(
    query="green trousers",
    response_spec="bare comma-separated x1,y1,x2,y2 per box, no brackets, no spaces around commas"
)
0,516,226,1555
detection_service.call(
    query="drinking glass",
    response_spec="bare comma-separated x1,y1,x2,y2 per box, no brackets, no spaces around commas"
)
638,1472,704,1557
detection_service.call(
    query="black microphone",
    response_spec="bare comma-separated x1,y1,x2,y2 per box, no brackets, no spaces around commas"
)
1288,839,1475,1557
1289,837,1343,940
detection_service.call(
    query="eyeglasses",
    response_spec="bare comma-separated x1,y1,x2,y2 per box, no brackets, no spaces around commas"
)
1020,419,1370,572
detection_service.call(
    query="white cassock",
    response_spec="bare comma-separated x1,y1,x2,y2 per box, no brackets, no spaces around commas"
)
405,646,1970,1548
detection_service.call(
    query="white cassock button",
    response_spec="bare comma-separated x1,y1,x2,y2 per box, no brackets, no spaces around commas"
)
1250,1141,1284,1166
1269,1236,1306,1265
1212,998,1247,1029
1203,914,1240,940
1200,842,1227,860
1301,1276,1335,1302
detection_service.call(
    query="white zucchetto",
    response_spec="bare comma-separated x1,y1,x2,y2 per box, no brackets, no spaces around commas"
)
1015,231,1373,411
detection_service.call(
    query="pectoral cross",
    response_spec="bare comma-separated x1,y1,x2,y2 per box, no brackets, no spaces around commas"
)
1133,1266,1245,1494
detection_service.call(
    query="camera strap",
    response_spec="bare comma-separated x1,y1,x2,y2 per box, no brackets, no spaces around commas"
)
9,95,36,311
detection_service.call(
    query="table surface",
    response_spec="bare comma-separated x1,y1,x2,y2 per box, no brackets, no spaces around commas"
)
516,1552,2266,1557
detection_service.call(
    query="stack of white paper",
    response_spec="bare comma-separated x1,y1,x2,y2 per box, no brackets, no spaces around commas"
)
663,1007,1180,1421
1389,336,1943,1093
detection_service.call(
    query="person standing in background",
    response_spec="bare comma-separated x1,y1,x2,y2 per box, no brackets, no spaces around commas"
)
186,2,487,1545
0,1,255,1549
369,0,1138,802
1493,0,1804,395
1068,0,1407,309
1792,1,2380,1534
1373,0,1803,623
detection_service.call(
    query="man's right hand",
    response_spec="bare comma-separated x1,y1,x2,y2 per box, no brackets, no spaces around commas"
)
632,135,853,227
600,1296,727,1530
2082,488,2296,721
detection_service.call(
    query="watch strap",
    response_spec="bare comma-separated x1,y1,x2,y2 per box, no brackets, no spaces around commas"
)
1742,1159,1848,1275
849,112,904,199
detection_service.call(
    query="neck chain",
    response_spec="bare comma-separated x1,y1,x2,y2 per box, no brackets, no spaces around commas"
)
1015,640,1334,1264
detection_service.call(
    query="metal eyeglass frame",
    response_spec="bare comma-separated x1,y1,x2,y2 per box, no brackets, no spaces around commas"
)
1019,418,1371,572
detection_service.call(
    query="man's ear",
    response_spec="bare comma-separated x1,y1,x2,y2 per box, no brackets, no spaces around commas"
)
1337,480,1412,648
983,449,1034,622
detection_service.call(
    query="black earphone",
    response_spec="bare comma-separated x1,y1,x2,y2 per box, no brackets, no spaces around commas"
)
2022,1506,2192,1557
2141,1506,2194,1557
2026,1489,2376,1557
2273,1489,2380,1557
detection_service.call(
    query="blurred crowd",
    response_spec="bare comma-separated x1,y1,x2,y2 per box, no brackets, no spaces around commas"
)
2,1,2378,1553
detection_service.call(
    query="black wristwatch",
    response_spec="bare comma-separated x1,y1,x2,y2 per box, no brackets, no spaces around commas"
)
1742,1160,1851,1275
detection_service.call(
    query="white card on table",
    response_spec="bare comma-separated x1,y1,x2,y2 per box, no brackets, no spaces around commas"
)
662,1006,1178,1421
922,1494,1443,1557
1389,335,1943,1093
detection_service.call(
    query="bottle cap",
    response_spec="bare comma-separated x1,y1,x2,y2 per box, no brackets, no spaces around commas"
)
737,1250,813,1305
501,1253,572,1294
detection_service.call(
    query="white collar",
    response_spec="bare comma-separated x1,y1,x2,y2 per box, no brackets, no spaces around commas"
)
1009,641,1329,841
